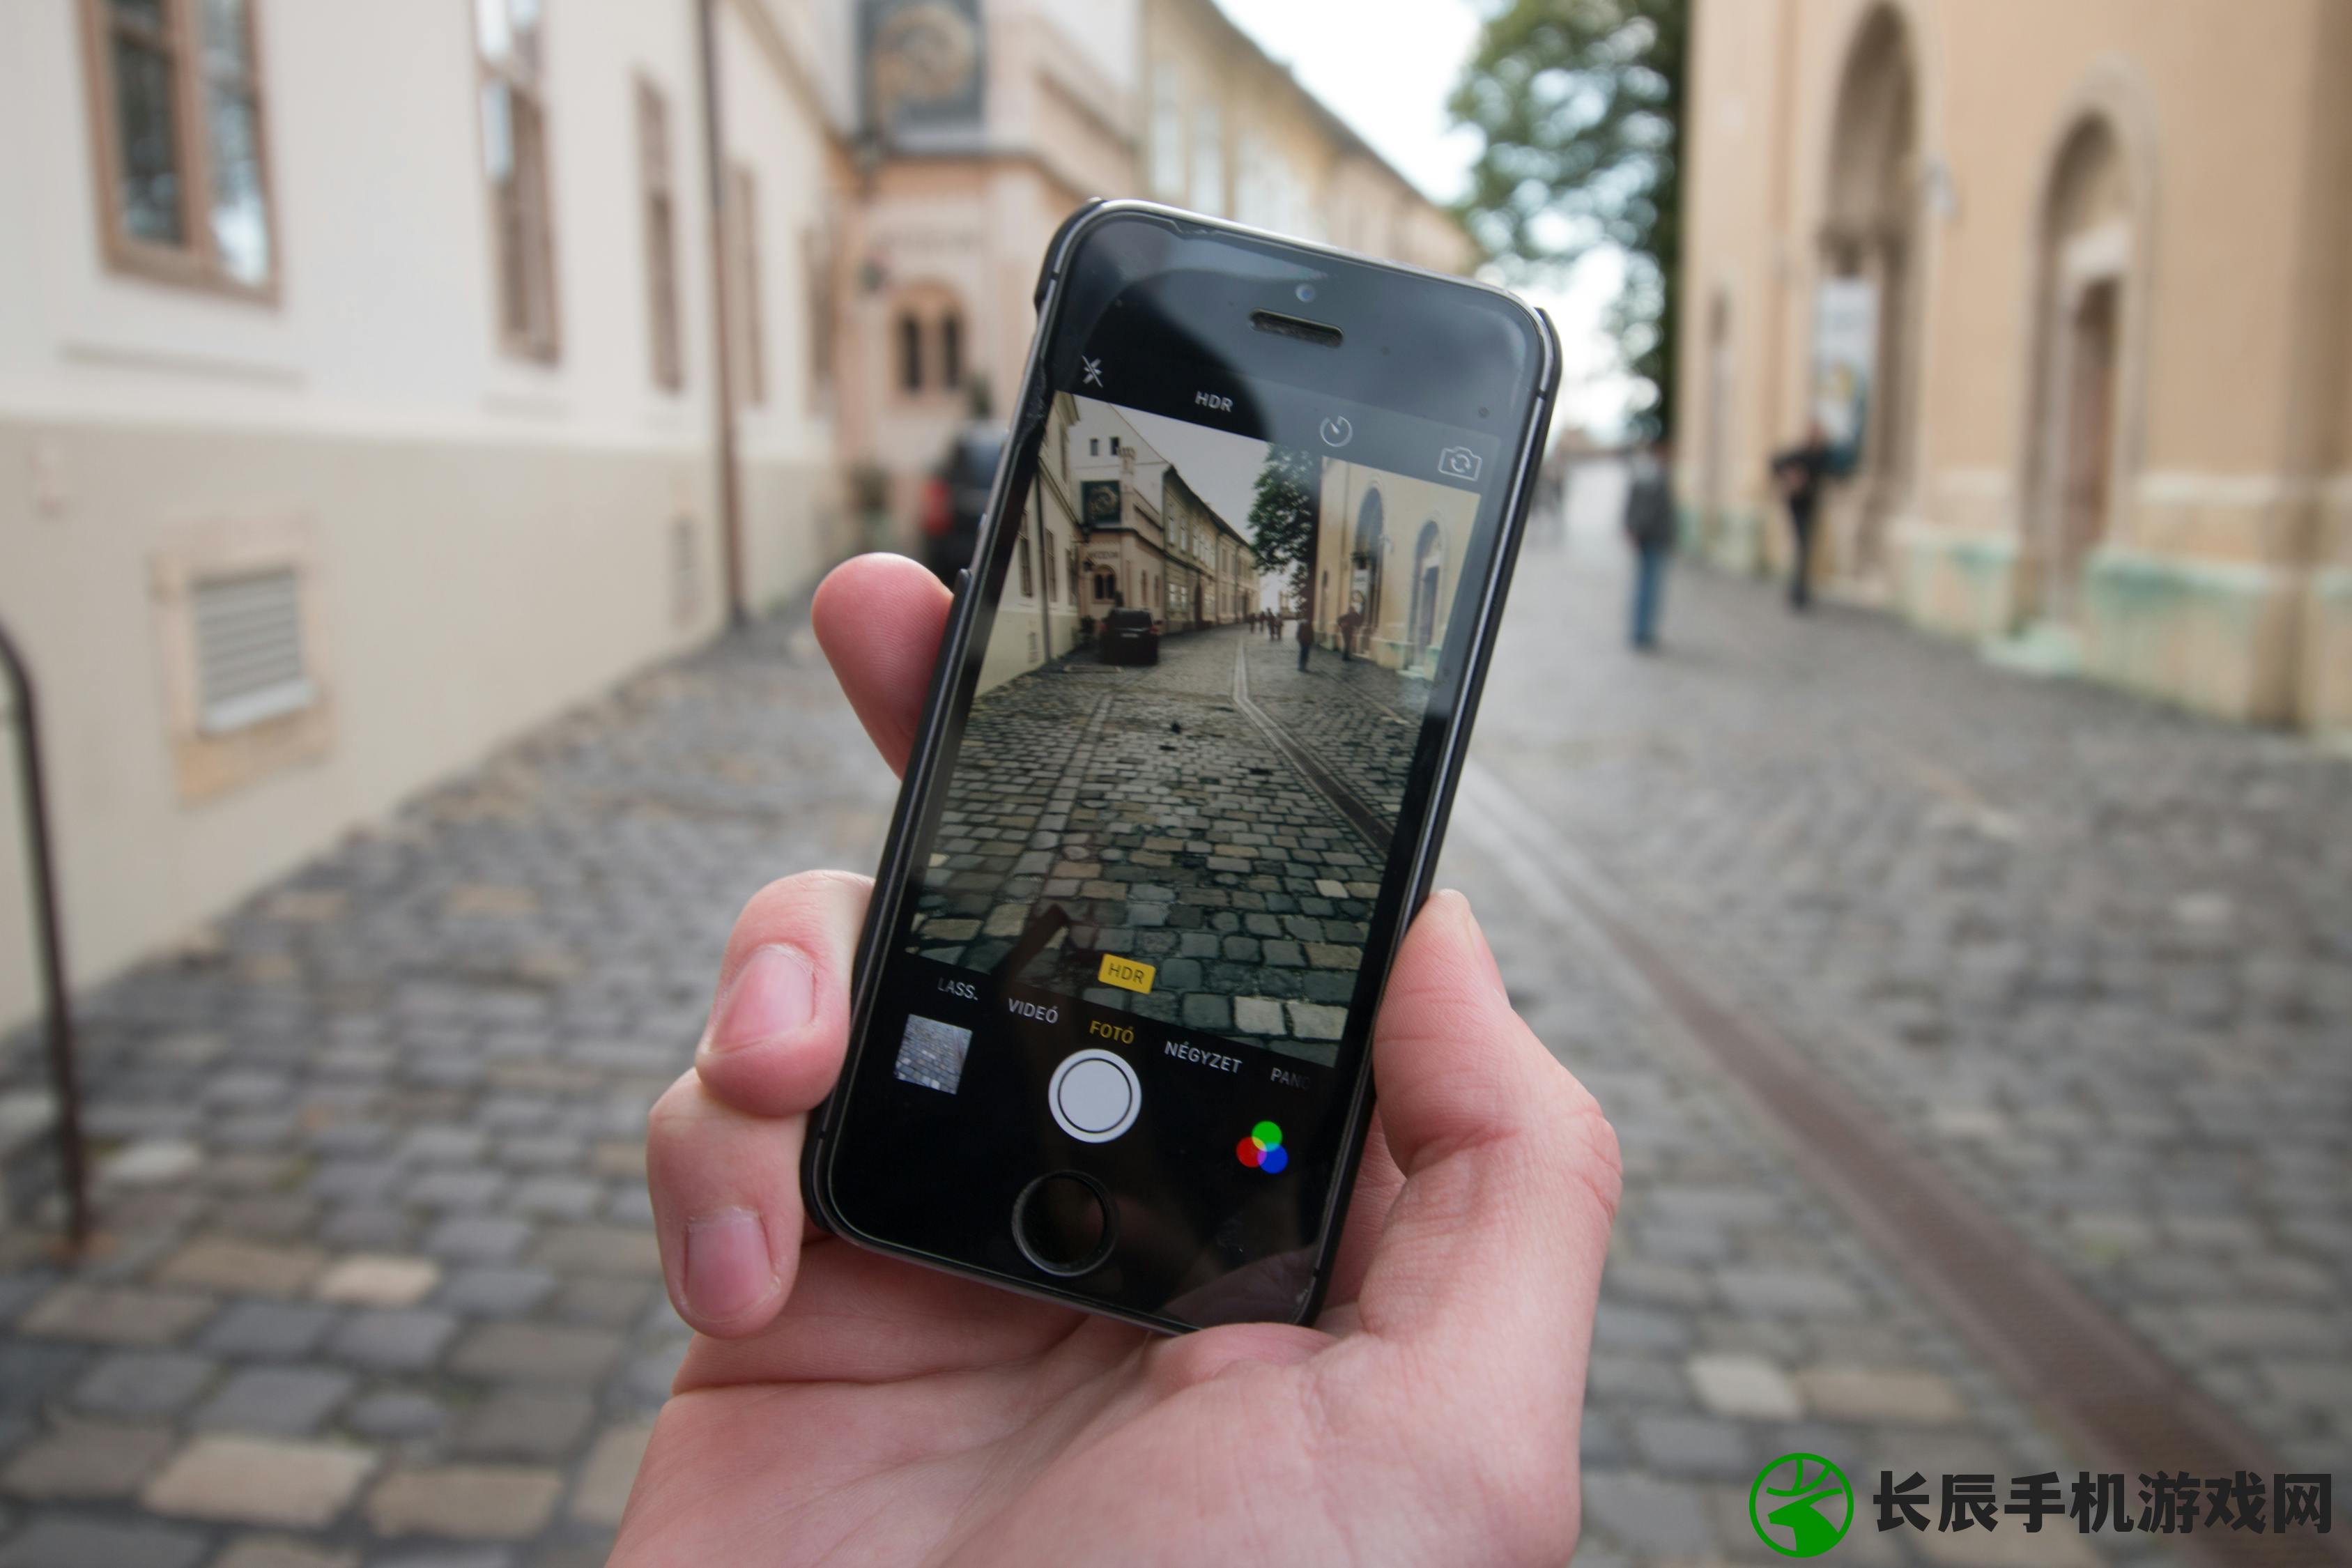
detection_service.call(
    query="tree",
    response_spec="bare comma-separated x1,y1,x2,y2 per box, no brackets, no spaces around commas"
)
1450,0,1686,438
1246,446,1320,604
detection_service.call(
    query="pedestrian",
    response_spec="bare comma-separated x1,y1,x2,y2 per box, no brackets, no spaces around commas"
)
1770,420,1834,611
1295,612,1313,671
1623,436,1676,650
1268,609,1282,642
615,551,1620,1565
1338,606,1360,663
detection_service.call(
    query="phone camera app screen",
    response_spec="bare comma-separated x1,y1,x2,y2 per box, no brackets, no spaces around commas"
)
838,381,1501,1325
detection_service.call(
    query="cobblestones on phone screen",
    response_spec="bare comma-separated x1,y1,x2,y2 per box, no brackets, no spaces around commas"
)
909,624,1420,1063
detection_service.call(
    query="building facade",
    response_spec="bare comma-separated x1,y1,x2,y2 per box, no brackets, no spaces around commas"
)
1310,462,1480,675
0,0,852,1028
1677,0,2352,735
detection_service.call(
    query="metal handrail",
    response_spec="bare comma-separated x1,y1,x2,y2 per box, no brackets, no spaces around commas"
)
0,620,91,1247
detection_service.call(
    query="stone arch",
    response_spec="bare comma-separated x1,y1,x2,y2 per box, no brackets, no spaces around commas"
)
2011,59,2162,625
1408,518,1445,660
1351,486,1386,652
1813,1,1926,585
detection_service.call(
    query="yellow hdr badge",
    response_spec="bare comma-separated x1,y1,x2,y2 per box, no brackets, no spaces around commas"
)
1097,954,1155,994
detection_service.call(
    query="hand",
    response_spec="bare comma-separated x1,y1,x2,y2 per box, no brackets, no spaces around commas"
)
612,554,1622,1567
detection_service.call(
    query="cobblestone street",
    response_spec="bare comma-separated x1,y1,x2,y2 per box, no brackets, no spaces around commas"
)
0,537,2342,1565
908,623,1417,1061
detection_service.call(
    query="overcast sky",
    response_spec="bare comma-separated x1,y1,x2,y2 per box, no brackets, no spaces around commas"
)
1121,406,1268,533
1213,0,1638,437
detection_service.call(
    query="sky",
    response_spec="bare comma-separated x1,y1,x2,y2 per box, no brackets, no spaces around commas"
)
1211,0,1639,438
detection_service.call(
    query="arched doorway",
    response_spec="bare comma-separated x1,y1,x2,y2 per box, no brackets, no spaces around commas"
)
2023,118,2132,624
1408,520,1444,661
1815,5,1920,588
1351,489,1385,656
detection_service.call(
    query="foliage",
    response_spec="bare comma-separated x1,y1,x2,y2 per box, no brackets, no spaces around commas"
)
1245,447,1320,598
1450,0,1686,437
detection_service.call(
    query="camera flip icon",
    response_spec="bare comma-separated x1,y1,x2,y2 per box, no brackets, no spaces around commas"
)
1436,445,1482,482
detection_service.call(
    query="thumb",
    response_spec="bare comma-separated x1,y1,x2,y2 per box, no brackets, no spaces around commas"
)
1351,891,1621,1347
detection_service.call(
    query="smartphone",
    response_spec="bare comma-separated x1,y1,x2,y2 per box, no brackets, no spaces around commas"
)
803,201,1558,1332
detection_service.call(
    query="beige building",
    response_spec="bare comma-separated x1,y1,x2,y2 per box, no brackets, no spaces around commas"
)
1311,463,1481,675
840,0,1474,528
1677,0,2352,735
0,0,852,1030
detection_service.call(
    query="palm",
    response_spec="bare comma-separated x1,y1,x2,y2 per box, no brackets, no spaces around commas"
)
612,557,1619,1567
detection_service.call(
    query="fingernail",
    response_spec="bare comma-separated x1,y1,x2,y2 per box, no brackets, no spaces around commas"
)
684,1208,774,1322
706,945,815,1054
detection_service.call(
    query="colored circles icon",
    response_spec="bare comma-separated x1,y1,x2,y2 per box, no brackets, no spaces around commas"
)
1236,1121,1289,1174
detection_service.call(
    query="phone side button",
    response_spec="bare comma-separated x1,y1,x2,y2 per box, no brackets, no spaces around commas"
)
954,567,970,599
1011,1171,1116,1277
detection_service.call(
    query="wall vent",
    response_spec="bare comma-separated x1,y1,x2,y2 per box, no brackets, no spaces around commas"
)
192,567,313,733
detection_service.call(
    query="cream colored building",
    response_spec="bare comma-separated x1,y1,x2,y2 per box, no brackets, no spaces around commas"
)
1310,461,1480,675
0,0,852,1029
1677,0,2352,735
841,0,1475,530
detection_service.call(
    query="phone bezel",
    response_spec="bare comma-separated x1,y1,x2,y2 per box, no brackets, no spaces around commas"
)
804,201,1562,1332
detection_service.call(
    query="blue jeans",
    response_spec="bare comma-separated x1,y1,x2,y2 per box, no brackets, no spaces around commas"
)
1630,545,1668,647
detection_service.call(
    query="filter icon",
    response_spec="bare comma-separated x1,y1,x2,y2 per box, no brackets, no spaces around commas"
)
1235,1121,1289,1175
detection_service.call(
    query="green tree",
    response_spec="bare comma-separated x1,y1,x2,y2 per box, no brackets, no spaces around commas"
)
1450,0,1686,438
1246,446,1320,601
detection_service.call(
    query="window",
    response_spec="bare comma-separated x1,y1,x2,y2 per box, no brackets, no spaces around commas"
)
637,77,683,390
80,0,276,293
1089,437,1100,456
1190,100,1224,217
1109,436,1121,455
476,0,558,359
1017,537,1035,598
1044,530,1056,601
898,313,923,392
1150,64,1185,199
192,567,311,733
1093,569,1117,601
939,310,962,390
726,163,767,406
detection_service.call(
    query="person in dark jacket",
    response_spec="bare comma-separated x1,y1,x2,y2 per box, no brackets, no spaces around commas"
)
1623,438,1676,650
1770,421,1834,611
1295,612,1314,671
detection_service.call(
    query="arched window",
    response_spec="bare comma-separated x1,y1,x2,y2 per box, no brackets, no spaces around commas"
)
897,312,923,393
1409,521,1444,656
940,311,963,390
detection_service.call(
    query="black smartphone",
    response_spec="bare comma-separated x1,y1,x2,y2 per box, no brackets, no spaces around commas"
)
804,201,1558,1332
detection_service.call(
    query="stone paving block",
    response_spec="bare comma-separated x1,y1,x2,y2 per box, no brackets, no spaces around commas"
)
192,1366,355,1436
153,1237,328,1298
364,1465,564,1539
1795,1365,1968,1426
313,1256,442,1309
567,1422,653,1528
0,1513,208,1568
324,1310,456,1373
1580,1470,1719,1555
422,1218,535,1266
211,1535,360,1568
434,1267,556,1320
1,1422,178,1498
98,1141,203,1187
1629,1412,1753,1478
17,1286,215,1348
528,1227,660,1277
549,1277,651,1330
199,1301,338,1362
1686,1352,1804,1420
450,1388,594,1461
1716,1266,1866,1317
142,1434,375,1528
342,1390,446,1441
70,1351,217,1419
446,1324,622,1385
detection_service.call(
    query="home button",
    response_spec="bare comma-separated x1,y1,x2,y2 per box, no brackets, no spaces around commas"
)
1012,1171,1116,1277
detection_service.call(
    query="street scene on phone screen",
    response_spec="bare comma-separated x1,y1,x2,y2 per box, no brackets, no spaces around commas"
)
902,392,1481,1061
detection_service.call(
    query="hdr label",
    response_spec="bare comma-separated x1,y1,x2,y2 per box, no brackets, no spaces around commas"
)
1098,954,1155,994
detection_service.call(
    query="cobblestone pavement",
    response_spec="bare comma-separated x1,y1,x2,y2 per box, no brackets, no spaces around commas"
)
0,536,2332,1565
908,624,1410,1062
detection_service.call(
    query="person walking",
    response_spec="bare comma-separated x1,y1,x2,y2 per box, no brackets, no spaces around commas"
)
1337,606,1360,663
1623,437,1676,650
1770,421,1834,611
1295,612,1313,671
1268,609,1282,642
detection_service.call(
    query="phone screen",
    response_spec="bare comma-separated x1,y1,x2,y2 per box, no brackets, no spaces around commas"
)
820,213,1545,1328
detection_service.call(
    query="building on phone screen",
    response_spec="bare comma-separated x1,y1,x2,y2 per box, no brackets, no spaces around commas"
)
1308,464,1482,678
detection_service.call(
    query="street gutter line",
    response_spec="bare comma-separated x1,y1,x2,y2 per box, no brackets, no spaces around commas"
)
1230,636,1392,857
